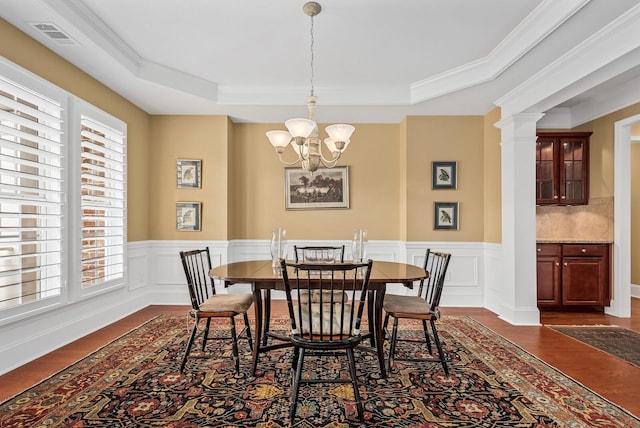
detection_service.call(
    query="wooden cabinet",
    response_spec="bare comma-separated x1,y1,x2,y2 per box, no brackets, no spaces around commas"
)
536,244,561,306
536,242,610,309
536,132,592,205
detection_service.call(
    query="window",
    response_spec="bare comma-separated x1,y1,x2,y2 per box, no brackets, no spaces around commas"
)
0,74,64,310
79,110,125,289
0,59,126,316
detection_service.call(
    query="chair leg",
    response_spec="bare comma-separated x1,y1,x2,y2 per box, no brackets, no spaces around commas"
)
346,347,364,423
180,320,199,373
229,316,240,373
422,319,433,354
263,289,271,346
201,318,212,351
388,317,400,372
243,312,253,352
383,313,390,338
430,318,449,376
290,347,305,424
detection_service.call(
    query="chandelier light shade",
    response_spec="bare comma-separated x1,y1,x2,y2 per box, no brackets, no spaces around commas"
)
266,2,355,173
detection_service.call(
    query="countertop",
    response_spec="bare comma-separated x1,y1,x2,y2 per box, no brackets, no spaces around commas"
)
536,239,613,244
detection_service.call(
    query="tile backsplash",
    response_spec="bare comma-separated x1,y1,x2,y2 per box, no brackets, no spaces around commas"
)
536,197,613,242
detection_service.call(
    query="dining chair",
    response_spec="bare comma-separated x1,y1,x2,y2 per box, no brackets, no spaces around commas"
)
383,249,452,374
179,247,253,374
293,245,345,263
280,258,373,424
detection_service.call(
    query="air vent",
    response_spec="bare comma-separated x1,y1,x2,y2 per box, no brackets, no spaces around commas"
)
31,22,78,46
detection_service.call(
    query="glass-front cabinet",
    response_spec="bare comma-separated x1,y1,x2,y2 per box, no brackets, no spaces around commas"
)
536,132,592,205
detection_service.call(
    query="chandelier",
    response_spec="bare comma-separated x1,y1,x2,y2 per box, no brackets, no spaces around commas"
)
266,1,355,173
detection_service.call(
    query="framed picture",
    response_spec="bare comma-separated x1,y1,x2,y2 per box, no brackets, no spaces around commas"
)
432,161,457,189
176,202,201,231
284,166,349,210
434,202,459,230
176,159,201,188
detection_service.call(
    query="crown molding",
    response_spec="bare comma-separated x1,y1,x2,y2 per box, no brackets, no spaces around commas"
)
42,0,220,101
410,0,589,104
567,71,640,127
496,3,640,117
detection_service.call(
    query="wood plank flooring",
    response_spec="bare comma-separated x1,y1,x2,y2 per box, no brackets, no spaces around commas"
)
1,299,639,416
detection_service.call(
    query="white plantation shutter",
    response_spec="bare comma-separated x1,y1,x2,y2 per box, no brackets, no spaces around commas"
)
0,75,64,309
80,114,125,288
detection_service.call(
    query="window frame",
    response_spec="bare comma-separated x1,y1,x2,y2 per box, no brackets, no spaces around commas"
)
0,57,127,323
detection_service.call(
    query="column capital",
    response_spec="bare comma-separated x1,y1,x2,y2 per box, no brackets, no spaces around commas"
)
494,113,545,130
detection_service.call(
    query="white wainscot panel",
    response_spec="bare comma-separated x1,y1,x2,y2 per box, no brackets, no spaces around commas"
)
403,242,484,307
127,251,148,291
482,243,503,314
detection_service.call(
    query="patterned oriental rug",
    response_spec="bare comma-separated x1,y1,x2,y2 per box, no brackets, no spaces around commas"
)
548,325,640,368
2,315,639,428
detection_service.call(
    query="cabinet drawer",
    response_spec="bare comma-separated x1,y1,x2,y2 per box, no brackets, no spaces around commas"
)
536,244,561,256
562,244,606,257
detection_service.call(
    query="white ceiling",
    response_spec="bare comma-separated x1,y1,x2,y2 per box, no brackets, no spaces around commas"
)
2,0,640,124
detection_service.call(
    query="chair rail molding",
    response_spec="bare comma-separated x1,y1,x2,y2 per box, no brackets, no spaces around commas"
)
0,239,493,376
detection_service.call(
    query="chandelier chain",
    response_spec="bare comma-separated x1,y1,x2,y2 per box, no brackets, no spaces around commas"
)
310,14,315,97
265,2,355,173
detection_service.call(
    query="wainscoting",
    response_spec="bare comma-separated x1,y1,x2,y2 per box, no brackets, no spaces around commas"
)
0,239,491,375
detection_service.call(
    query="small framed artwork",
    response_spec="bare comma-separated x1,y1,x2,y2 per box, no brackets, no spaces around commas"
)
284,166,349,210
432,161,457,189
434,202,459,230
176,202,201,231
176,159,202,188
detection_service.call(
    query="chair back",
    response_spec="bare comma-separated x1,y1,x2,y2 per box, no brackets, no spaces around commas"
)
417,250,451,314
280,259,372,345
180,247,215,311
294,245,345,263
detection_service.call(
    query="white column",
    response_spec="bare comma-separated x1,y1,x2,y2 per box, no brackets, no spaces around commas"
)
495,114,542,325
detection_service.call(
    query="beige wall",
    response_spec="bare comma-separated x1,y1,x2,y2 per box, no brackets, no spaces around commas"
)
404,116,485,241
0,18,152,242
149,116,230,240
483,108,502,243
228,123,401,240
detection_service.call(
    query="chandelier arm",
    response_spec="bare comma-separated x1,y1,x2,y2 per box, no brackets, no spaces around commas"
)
277,151,305,166
318,150,342,168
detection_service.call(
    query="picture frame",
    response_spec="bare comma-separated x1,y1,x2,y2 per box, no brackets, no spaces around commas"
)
434,202,459,230
176,202,201,231
176,159,202,188
284,166,349,210
432,161,457,189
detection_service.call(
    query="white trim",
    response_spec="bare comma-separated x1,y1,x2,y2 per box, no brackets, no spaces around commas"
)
609,114,639,317
411,0,589,104
496,3,640,117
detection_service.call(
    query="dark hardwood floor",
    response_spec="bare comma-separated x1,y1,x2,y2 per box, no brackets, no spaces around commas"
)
1,299,639,416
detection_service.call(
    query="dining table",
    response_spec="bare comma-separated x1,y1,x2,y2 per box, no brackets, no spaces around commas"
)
210,259,428,379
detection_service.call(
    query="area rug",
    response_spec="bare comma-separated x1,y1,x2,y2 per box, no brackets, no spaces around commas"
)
548,325,640,368
1,316,639,428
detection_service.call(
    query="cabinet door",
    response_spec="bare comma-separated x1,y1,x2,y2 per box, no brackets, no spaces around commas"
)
559,137,588,205
536,132,590,205
536,139,558,204
562,257,605,305
536,256,561,306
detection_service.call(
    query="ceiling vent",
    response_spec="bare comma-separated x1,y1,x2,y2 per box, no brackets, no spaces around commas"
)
31,23,78,46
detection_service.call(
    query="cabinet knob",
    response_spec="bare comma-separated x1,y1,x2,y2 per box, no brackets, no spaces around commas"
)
564,262,568,266
537,248,541,252
556,262,560,266
581,248,586,253
561,196,566,199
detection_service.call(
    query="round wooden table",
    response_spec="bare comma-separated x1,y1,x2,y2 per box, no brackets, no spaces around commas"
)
210,259,428,378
